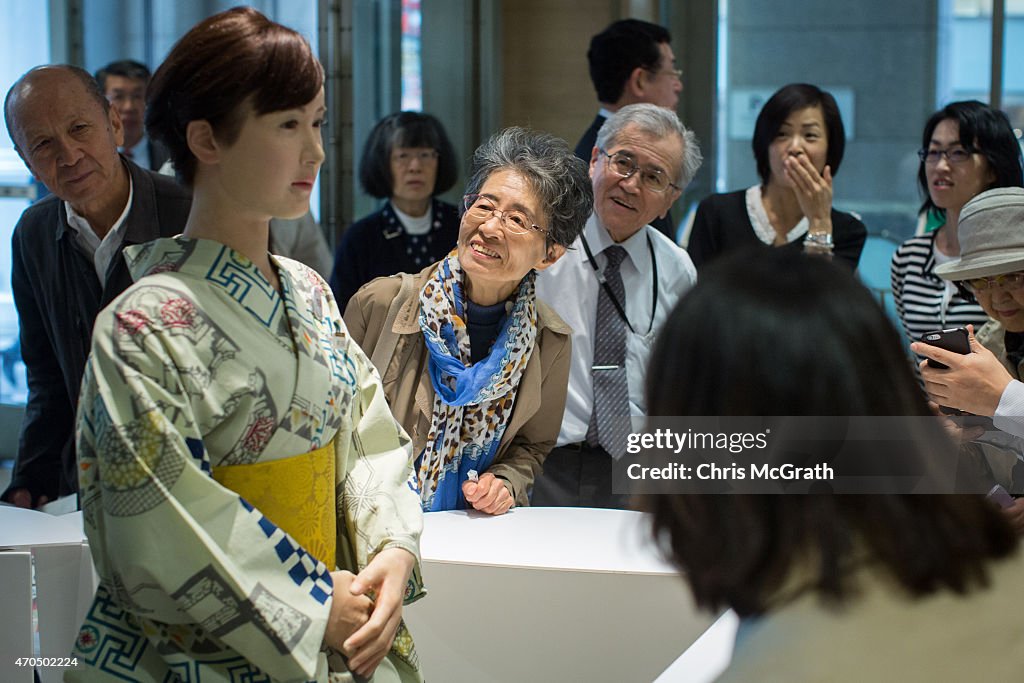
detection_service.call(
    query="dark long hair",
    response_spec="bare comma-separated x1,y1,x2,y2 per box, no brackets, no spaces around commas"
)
643,247,1017,616
917,100,1023,216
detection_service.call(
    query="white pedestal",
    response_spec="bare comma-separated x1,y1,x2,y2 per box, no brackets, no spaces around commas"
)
0,551,33,683
403,508,713,683
653,610,739,682
0,507,96,683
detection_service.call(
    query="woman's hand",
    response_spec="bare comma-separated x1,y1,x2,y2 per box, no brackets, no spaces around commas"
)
322,570,373,651
462,472,514,515
928,401,988,443
913,325,1013,416
1002,498,1024,535
784,154,833,234
342,547,416,677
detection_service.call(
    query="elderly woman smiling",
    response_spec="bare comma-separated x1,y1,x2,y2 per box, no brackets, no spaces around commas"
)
345,127,593,513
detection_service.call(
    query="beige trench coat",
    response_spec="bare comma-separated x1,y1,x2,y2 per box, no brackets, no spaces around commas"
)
343,263,572,505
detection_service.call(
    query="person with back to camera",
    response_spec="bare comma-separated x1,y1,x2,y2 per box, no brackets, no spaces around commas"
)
69,8,424,681
891,101,1022,357
913,187,1024,533
330,111,460,311
687,83,867,270
345,127,593,514
641,247,1024,680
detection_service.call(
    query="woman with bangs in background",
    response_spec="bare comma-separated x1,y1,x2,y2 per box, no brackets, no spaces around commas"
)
329,111,460,312
687,83,866,270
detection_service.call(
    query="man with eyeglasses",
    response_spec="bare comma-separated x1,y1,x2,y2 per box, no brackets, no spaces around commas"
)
575,19,683,240
915,187,1024,532
96,60,169,171
533,103,702,508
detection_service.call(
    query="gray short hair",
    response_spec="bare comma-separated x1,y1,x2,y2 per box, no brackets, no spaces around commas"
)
596,103,702,189
464,127,593,248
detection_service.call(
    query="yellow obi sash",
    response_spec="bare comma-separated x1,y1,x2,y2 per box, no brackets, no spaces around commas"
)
213,442,337,568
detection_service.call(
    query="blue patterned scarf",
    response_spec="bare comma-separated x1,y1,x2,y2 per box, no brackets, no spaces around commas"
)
416,253,537,510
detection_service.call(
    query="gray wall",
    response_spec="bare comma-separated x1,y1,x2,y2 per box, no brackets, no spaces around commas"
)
723,0,939,237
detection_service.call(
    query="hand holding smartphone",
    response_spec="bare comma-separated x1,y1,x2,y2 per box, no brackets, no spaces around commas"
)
919,328,970,369
987,484,1016,509
919,328,971,416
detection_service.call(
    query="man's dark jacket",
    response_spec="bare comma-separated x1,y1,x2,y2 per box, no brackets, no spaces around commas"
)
3,159,190,504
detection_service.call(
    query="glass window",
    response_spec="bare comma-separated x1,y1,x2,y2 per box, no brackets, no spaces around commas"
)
0,0,51,405
83,0,321,219
712,0,1024,246
401,0,424,111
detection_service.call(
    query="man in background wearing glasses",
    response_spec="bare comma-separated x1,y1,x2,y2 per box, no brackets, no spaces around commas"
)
534,104,701,508
95,60,169,171
575,19,683,239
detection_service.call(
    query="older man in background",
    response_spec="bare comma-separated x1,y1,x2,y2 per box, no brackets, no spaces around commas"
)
535,103,702,508
1,65,190,508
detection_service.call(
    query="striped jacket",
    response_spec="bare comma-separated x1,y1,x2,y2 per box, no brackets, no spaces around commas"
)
890,232,989,352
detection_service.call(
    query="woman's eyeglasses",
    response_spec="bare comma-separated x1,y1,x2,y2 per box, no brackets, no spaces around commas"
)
392,150,439,166
963,272,1024,292
918,148,975,165
462,194,549,237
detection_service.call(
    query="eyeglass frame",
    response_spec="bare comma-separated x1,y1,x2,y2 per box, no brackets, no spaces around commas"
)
391,149,440,166
917,147,976,165
961,271,1024,294
599,149,681,193
461,194,552,239
642,66,683,80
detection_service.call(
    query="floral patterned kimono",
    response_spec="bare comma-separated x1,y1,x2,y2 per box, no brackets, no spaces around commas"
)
69,236,425,683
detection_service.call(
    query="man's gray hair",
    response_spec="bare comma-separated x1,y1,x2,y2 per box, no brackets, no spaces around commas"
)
596,103,702,188
464,127,593,248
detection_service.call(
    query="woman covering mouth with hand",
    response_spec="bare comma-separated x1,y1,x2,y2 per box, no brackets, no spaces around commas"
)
345,127,593,514
687,83,866,271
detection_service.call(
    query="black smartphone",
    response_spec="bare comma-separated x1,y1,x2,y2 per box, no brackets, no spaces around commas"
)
919,328,969,369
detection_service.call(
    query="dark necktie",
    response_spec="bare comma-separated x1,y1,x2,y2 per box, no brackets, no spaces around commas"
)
587,245,630,458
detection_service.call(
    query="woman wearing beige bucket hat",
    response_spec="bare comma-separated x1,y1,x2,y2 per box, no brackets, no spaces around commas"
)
914,186,1024,532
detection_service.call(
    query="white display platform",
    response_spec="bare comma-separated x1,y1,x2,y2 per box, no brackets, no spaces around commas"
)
403,507,714,683
0,507,96,683
654,610,739,682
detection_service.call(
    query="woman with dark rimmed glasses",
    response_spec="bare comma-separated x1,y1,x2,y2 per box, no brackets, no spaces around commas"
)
891,101,1023,359
345,127,593,514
